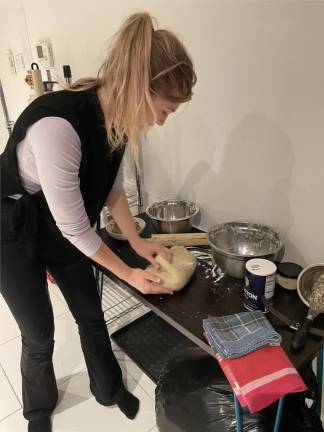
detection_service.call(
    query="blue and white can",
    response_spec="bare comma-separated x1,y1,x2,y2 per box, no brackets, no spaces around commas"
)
244,258,277,312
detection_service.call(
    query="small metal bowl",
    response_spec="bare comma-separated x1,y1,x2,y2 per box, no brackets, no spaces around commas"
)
146,200,199,234
106,217,146,241
207,221,285,279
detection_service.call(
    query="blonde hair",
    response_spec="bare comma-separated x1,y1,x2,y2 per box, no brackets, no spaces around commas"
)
70,12,196,157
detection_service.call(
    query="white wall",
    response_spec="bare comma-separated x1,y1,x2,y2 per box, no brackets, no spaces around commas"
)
0,0,31,147
1,0,323,266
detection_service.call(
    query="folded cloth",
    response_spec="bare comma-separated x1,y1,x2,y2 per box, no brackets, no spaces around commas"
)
203,311,281,359
213,345,307,413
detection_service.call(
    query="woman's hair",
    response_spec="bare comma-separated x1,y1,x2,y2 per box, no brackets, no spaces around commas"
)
69,12,196,157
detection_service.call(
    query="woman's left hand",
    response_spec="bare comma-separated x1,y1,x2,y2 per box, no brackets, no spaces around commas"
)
130,237,172,269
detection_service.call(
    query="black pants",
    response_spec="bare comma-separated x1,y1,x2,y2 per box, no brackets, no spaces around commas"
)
0,199,125,421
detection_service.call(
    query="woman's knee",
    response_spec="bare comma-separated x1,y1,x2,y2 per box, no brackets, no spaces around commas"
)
21,326,55,357
78,315,107,334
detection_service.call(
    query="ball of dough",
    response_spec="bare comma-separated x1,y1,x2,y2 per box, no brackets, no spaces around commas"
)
146,246,197,292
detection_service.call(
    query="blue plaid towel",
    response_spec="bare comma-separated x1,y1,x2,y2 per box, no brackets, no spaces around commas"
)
203,311,281,359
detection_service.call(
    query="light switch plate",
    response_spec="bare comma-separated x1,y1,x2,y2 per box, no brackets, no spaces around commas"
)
35,39,55,68
15,53,25,70
8,51,16,75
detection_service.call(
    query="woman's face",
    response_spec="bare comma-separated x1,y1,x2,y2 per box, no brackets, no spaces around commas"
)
148,94,180,126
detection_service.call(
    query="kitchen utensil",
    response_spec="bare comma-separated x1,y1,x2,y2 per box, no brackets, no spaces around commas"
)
263,296,324,338
31,62,44,97
150,232,208,247
207,222,284,279
292,273,324,351
63,65,72,85
146,200,199,234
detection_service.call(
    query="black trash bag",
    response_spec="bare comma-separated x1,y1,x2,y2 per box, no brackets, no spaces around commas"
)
300,360,321,404
280,393,323,432
280,361,323,432
155,346,277,432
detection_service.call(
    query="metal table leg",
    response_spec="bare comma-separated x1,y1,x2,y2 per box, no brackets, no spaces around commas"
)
234,393,285,432
234,394,242,432
273,397,285,432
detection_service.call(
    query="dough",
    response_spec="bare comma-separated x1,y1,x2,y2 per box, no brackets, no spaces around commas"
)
146,246,197,292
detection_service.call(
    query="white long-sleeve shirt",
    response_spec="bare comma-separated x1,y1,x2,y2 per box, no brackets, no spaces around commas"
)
15,116,124,257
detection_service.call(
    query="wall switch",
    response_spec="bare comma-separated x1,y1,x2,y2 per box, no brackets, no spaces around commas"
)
15,53,25,70
8,51,16,75
35,39,55,68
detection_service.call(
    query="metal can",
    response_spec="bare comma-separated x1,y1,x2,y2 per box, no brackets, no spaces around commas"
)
244,258,277,312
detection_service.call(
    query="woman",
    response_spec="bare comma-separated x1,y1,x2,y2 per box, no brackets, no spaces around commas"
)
0,12,196,432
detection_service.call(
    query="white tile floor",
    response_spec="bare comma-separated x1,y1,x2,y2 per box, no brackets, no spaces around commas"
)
0,283,158,432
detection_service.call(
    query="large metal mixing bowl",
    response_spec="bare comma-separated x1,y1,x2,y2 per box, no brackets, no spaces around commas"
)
146,200,199,234
207,221,285,279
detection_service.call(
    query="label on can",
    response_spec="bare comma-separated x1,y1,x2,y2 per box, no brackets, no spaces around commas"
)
244,258,277,312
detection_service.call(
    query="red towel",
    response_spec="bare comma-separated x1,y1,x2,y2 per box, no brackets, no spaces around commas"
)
213,345,306,413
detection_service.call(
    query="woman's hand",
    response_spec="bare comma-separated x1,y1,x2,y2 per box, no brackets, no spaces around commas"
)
130,237,172,269
127,268,174,295
90,241,172,295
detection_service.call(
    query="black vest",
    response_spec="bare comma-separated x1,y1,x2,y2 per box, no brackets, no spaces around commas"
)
1,89,125,261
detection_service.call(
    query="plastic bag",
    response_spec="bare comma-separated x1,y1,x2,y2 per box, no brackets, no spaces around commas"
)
156,346,324,432
279,362,323,432
155,346,277,432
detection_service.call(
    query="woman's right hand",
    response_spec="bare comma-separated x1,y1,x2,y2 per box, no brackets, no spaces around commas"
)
127,268,174,295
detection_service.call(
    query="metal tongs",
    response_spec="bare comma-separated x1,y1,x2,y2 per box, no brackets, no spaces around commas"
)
263,296,324,339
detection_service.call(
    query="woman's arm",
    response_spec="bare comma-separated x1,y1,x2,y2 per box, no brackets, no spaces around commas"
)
106,188,172,268
106,188,140,245
30,117,172,294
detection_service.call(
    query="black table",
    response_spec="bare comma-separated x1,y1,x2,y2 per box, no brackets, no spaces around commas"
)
98,213,324,371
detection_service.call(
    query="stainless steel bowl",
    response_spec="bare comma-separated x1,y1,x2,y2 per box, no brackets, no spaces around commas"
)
207,222,285,279
297,264,324,307
146,200,199,234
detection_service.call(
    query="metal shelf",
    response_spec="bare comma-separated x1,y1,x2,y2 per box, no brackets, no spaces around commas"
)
100,275,149,329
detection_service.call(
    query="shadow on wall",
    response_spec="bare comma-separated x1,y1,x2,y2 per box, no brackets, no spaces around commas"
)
176,113,305,265
141,124,179,207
